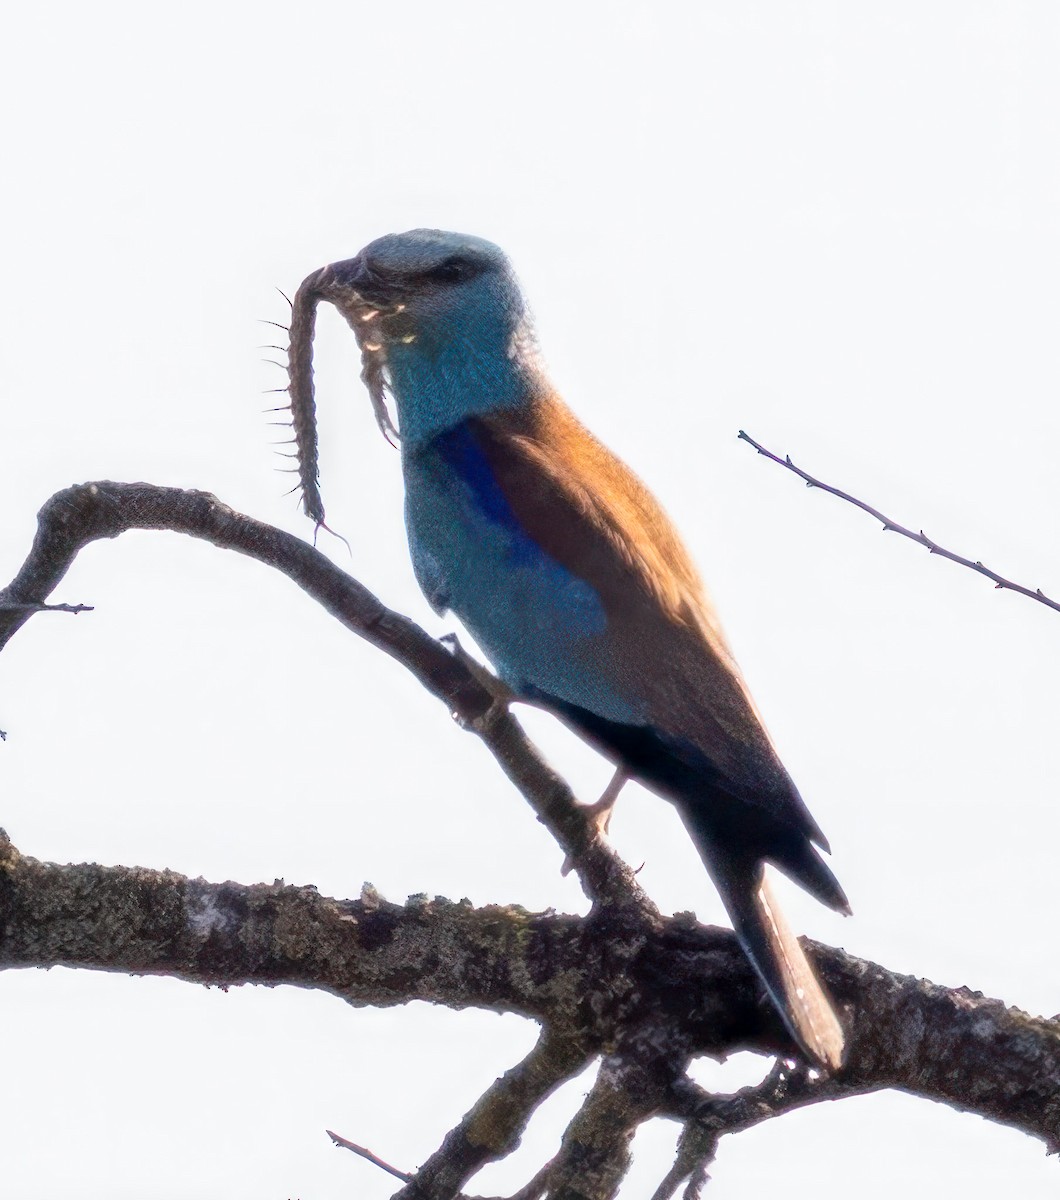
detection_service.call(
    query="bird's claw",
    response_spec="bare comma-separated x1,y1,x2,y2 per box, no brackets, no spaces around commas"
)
442,633,516,718
560,768,628,876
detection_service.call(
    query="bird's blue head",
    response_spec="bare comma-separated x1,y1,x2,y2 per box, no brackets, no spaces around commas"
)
311,229,546,445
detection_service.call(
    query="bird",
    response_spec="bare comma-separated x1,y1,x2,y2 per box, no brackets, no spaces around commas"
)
292,229,849,1070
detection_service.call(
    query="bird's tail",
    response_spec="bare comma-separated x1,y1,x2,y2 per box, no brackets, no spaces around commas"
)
697,847,846,1072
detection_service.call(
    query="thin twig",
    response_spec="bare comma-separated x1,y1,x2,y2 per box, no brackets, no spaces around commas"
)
738,430,1060,614
326,1130,411,1182
326,1131,554,1200
0,600,93,615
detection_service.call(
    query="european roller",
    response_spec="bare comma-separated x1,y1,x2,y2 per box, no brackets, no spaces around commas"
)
287,229,849,1070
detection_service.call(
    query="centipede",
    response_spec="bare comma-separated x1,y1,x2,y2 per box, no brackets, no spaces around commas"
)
285,263,400,533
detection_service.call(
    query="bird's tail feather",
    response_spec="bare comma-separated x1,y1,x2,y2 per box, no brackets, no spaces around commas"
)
779,838,852,916
707,853,846,1071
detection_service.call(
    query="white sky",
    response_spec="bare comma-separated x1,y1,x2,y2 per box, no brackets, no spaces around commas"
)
1,2,1058,1196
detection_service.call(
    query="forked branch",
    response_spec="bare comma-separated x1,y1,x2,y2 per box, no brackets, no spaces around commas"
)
0,481,651,915
3,484,1060,1200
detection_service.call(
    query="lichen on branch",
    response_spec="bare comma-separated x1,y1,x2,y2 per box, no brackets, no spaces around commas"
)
3,483,1060,1200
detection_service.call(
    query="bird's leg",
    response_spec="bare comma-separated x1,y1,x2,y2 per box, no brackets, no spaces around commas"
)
584,766,627,835
561,767,628,876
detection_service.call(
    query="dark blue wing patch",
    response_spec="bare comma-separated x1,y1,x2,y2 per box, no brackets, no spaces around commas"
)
433,421,539,565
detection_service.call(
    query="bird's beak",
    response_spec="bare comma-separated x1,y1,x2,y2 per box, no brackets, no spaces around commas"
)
313,254,394,308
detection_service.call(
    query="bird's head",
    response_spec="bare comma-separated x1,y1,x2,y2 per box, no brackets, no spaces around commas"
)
326,229,519,329
287,229,546,524
314,230,540,429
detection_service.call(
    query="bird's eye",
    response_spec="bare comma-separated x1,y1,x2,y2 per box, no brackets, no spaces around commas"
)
424,257,472,284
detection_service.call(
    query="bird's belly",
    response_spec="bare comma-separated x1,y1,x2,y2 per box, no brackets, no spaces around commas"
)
403,460,641,723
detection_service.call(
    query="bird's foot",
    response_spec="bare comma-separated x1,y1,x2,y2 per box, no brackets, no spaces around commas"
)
441,633,515,730
560,768,628,876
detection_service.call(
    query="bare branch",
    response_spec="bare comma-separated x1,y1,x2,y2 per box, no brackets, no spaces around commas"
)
501,1161,554,1200
6,481,1060,1194
0,481,653,914
0,827,582,1021
650,1060,856,1197
738,430,1060,614
326,1131,554,1200
648,1123,716,1200
391,1028,592,1200
0,599,93,614
327,1130,411,1182
665,1057,852,1128
4,828,1060,1195
545,1022,695,1200
3,826,1060,1152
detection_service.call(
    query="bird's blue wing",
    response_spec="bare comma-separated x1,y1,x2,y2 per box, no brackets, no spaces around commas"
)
420,407,831,854
431,421,542,568
405,517,451,615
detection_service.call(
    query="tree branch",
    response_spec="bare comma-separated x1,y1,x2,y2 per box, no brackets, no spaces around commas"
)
2,830,1059,1164
390,1028,592,1200
5,482,1060,1197
737,430,1060,614
0,481,652,914
544,1021,695,1200
650,1061,856,1199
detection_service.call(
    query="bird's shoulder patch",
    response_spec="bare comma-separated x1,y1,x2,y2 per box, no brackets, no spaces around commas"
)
460,401,709,627
430,420,540,567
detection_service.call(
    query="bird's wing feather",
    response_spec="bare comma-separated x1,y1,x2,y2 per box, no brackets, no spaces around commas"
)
461,401,816,834
466,403,708,619
406,520,451,614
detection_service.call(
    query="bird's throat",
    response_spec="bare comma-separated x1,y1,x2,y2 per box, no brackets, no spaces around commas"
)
385,319,546,445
